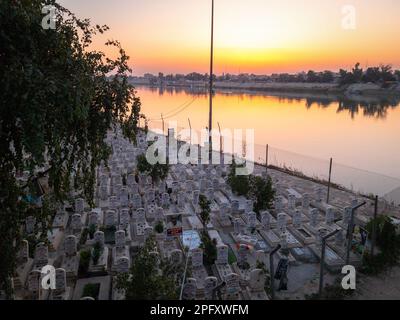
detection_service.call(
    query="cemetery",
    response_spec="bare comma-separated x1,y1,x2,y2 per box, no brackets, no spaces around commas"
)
10,126,399,300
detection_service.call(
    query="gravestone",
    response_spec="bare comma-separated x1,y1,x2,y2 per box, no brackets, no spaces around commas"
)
26,216,36,234
27,270,41,292
245,200,253,214
75,198,84,213
302,193,310,209
89,211,99,227
64,235,77,256
136,208,146,224
325,207,335,225
231,200,239,213
71,214,82,231
191,248,203,268
119,209,130,229
216,245,228,265
225,273,240,297
335,229,345,247
104,210,117,228
34,243,48,268
161,193,170,208
116,257,130,273
248,212,257,229
293,209,302,228
277,213,287,233
275,197,283,212
310,208,319,227
261,211,271,230
177,192,185,208
109,196,119,210
204,276,218,300
343,207,351,225
120,187,129,207
280,232,288,249
115,230,126,248
192,190,200,206
249,269,265,292
132,194,142,209
288,194,296,210
237,244,249,266
55,268,67,295
233,218,241,234
182,278,197,300
94,231,105,248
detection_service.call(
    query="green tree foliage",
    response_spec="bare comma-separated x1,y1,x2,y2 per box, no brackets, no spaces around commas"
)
249,175,275,213
0,0,140,295
200,231,217,266
227,162,275,213
363,216,400,274
116,236,184,300
154,221,164,234
136,154,169,183
199,195,211,228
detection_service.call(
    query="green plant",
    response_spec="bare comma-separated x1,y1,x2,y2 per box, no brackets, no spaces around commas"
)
92,242,102,266
88,224,97,239
80,228,89,245
116,236,183,300
199,195,211,228
0,0,140,296
136,154,169,183
200,231,217,266
155,221,164,234
79,250,91,275
82,283,100,300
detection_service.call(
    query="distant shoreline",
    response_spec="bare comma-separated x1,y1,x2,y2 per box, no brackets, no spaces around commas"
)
130,80,400,99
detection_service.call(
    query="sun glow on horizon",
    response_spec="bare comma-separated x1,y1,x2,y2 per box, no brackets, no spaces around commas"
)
58,0,400,75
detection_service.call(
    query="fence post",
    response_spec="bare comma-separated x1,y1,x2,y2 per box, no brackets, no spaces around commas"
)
371,195,378,257
327,158,333,204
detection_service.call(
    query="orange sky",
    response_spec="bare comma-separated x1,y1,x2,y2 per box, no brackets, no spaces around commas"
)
58,0,400,75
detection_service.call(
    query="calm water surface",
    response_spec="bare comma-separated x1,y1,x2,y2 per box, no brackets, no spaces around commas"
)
136,86,400,196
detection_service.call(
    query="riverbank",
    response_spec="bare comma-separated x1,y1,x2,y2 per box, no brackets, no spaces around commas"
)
130,79,400,99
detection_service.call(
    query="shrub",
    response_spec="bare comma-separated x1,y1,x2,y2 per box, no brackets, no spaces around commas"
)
82,283,100,300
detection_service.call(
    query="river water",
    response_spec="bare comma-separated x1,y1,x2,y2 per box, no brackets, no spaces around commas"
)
136,85,400,198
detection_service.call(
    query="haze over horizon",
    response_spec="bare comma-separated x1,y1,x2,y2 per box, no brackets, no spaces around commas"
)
58,0,400,75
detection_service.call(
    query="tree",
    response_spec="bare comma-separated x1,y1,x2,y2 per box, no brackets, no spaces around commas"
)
0,0,140,296
227,161,251,196
200,231,217,266
116,236,184,300
136,154,169,183
352,62,363,83
249,176,275,214
199,195,211,228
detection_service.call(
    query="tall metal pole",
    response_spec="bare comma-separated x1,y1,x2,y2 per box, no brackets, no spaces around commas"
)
319,229,340,297
371,195,378,257
188,118,192,145
208,0,214,162
326,158,333,204
346,201,367,265
218,122,222,157
269,244,281,300
266,144,269,174
161,113,165,135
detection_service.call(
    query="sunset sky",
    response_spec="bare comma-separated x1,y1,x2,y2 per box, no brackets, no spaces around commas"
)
58,0,400,75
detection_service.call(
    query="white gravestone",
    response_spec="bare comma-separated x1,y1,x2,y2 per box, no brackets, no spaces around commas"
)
261,211,271,230
204,276,218,300
182,278,197,300
64,235,77,256
75,198,84,213
191,248,203,268
34,243,48,267
55,268,67,295
104,210,117,228
216,245,228,265
115,230,126,248
89,211,99,227
71,214,82,231
293,209,302,228
277,213,287,233
94,231,105,248
249,269,264,292
26,216,36,234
